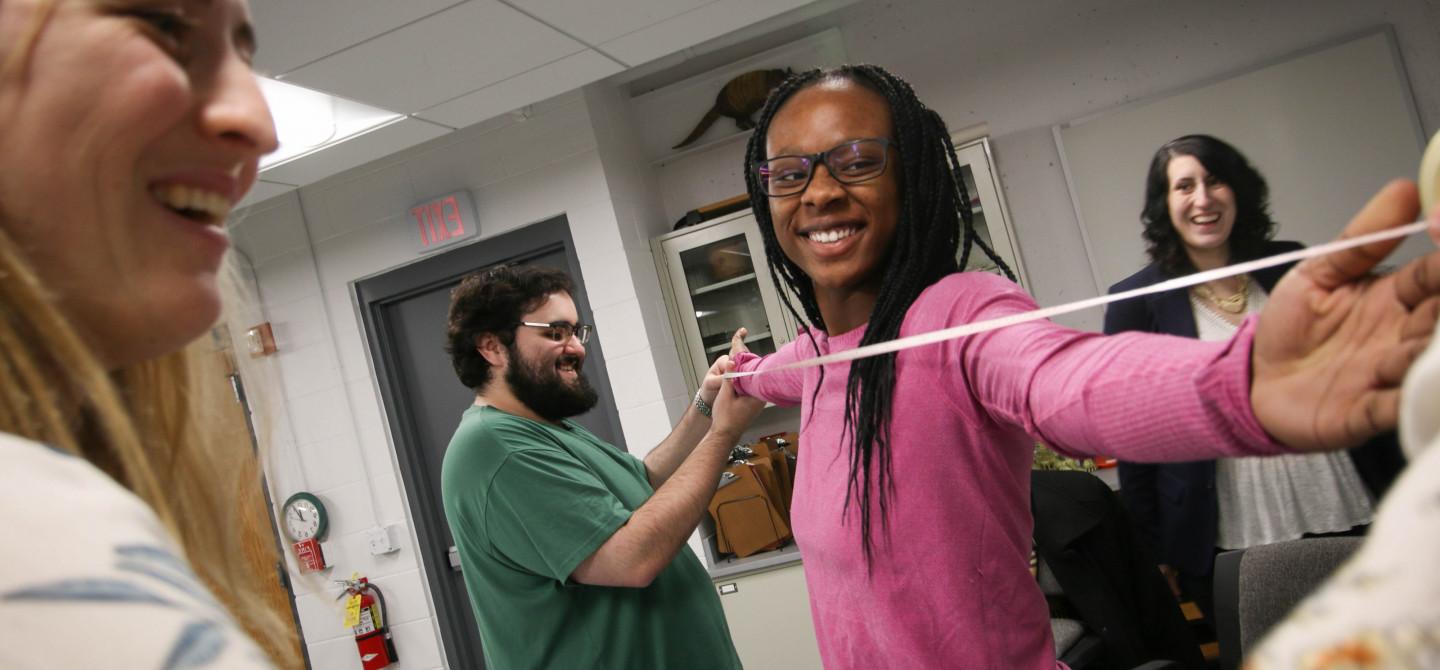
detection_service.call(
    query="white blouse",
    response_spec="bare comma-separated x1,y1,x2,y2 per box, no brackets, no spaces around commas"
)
1191,280,1373,549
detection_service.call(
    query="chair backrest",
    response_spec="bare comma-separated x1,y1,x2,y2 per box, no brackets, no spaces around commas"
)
1031,470,1204,669
1213,536,1362,670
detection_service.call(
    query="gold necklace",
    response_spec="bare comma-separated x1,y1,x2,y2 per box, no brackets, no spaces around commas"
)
1193,275,1250,314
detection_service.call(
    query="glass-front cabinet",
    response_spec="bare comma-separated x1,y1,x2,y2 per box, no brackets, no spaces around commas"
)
653,210,798,393
952,136,1029,286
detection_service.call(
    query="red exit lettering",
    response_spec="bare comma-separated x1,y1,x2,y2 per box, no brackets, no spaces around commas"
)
412,196,467,247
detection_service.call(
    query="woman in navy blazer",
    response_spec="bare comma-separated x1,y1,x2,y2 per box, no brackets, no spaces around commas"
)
1104,135,1404,621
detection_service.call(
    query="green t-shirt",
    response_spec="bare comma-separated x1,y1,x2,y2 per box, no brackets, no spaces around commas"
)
441,405,742,669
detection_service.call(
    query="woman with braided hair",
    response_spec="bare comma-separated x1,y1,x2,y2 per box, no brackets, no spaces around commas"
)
727,64,1440,668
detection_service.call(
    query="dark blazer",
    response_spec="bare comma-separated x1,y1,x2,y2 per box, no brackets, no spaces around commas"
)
1103,240,1404,577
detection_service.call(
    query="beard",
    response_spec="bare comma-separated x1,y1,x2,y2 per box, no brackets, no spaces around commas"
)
505,342,599,421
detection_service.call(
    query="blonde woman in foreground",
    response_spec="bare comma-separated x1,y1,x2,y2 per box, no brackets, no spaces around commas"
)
0,0,299,666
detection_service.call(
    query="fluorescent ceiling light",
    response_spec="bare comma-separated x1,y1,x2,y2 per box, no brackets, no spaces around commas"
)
257,77,404,171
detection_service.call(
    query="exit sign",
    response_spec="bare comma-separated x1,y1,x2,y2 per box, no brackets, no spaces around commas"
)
409,191,478,253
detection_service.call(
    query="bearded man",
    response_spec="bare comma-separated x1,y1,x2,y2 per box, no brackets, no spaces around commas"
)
440,264,760,669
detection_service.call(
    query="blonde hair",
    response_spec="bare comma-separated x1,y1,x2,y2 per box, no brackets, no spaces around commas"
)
1,2,301,665
0,230,302,667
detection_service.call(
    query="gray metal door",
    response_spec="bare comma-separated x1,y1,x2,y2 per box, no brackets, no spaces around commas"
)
356,216,625,668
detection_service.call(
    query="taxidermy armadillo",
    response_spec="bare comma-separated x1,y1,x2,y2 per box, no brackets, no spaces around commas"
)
672,68,794,149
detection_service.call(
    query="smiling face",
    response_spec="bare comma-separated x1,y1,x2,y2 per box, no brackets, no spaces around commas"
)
1166,154,1237,258
764,81,901,312
0,0,277,368
504,292,598,421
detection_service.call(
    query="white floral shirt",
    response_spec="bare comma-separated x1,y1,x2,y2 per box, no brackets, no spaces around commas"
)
1245,334,1440,669
0,434,274,669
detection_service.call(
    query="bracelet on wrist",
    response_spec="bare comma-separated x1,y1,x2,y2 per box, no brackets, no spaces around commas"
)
693,390,713,419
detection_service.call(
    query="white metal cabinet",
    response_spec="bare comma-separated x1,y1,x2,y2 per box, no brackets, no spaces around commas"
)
713,562,822,670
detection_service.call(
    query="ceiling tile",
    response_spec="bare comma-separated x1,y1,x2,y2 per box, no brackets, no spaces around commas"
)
282,1,589,113
415,50,623,128
602,0,816,66
260,118,451,186
235,179,298,211
505,0,713,46
249,0,461,75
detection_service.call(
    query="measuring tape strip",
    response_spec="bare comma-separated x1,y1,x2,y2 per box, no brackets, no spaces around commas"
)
723,219,1432,379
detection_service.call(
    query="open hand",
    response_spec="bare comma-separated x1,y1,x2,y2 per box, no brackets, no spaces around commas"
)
1252,180,1440,450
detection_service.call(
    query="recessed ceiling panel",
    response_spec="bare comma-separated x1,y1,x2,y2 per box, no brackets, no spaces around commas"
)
282,1,588,113
260,118,451,186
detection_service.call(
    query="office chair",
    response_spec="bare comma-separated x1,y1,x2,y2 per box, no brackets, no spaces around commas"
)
1037,556,1106,668
1212,536,1362,670
1032,470,1205,670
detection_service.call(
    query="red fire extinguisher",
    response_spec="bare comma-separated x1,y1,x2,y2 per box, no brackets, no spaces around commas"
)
339,576,398,670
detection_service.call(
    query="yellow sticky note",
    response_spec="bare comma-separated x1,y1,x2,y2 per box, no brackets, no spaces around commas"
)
343,594,362,628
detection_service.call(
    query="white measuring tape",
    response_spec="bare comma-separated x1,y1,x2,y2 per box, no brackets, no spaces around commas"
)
724,220,1431,378
723,132,1440,379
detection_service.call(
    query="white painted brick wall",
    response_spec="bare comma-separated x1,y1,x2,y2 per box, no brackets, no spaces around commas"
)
237,91,683,668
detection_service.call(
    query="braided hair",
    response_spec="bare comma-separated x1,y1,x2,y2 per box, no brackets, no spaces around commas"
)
742,65,1015,565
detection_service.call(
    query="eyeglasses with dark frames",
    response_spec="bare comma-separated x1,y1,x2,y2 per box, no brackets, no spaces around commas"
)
755,138,893,198
517,321,593,344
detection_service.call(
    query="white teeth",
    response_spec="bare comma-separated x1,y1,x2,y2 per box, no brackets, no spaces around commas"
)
1193,214,1220,224
152,184,232,222
807,227,857,244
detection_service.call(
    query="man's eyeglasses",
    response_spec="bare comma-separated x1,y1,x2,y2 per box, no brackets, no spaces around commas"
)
518,321,593,344
755,138,893,197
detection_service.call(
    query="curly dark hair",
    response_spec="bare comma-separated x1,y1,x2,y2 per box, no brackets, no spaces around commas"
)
445,265,573,391
1141,134,1278,277
743,64,1014,566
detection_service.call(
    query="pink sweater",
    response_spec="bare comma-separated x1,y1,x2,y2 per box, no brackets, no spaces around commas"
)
731,273,1284,669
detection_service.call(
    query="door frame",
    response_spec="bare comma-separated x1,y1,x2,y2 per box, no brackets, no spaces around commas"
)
355,215,624,668
225,363,312,668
